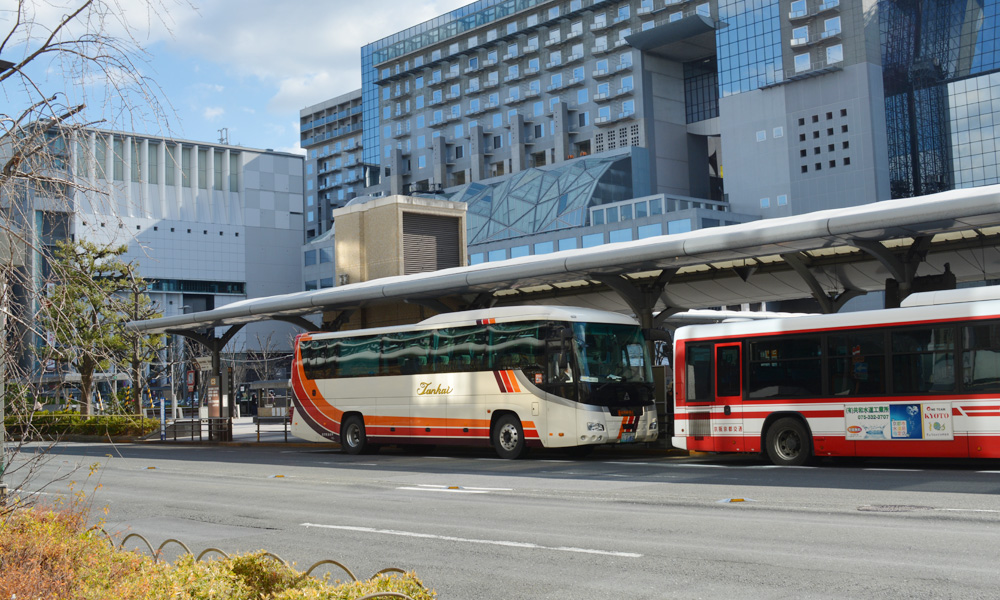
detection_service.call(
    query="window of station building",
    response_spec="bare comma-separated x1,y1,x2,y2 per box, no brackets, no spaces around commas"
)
487,29,498,42
112,137,125,181
620,203,633,220
527,14,538,27
534,241,554,255
634,201,648,218
696,3,710,16
598,106,611,120
794,53,811,73
549,5,560,19
621,75,634,92
792,25,809,44
826,44,844,64
609,228,632,243
488,249,507,261
529,79,541,93
147,143,159,184
307,195,315,207
774,126,784,138
181,147,192,187
597,82,610,97
824,16,841,36
548,29,561,44
415,76,424,89
229,152,242,192
777,194,788,206
507,22,517,35
650,197,663,215
304,250,317,266
165,144,176,184
638,223,662,239
790,0,807,18
668,219,692,234
319,248,333,263
618,28,631,41
756,130,767,142
642,20,654,31
670,11,682,22
492,113,503,127
622,99,635,115
534,101,544,116
493,135,503,149
760,197,770,208
455,145,465,159
470,253,485,265
305,280,318,291
578,111,590,127
616,4,629,20
511,245,530,258
582,233,604,248
307,210,314,222
454,124,463,138
213,152,223,190
606,206,619,222
320,277,334,289
418,155,427,169
558,238,577,251
592,209,605,225
550,50,562,66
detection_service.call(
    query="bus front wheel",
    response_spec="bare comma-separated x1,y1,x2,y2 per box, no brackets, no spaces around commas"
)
493,415,525,459
765,417,811,466
341,415,368,455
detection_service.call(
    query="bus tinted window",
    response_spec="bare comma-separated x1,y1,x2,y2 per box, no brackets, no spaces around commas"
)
891,328,955,393
748,337,822,399
828,332,886,396
963,322,1000,392
338,336,380,377
716,346,741,397
685,344,713,402
381,330,431,376
434,327,490,372
489,322,546,372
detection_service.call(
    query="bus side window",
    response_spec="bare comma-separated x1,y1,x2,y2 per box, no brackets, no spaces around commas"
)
685,344,713,402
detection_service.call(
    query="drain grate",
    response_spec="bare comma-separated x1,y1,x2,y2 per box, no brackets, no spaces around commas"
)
857,505,930,513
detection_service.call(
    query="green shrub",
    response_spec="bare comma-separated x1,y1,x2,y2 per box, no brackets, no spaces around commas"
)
4,411,159,438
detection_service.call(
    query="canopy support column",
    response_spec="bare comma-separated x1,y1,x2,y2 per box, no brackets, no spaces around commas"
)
781,252,866,314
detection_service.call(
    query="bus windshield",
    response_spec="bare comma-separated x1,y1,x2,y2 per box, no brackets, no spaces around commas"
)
573,322,652,384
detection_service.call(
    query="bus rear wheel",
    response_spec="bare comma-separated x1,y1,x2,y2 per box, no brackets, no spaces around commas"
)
341,415,368,455
765,417,811,466
493,415,525,459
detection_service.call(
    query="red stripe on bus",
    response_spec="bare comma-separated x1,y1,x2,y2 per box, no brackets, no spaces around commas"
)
498,370,515,393
493,370,508,393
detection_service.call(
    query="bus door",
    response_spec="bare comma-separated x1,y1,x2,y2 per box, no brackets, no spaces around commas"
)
713,343,745,452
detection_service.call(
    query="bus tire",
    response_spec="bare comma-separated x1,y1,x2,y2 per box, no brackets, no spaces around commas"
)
341,415,368,455
765,417,811,466
493,414,526,459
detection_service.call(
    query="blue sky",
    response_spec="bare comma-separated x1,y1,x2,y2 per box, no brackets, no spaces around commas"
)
4,0,472,154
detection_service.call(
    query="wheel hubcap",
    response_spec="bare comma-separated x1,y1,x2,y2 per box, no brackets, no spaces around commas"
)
776,430,801,459
499,424,519,451
346,425,360,447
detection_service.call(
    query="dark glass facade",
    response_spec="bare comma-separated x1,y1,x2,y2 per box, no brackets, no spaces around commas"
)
716,0,783,97
684,58,720,123
880,0,1000,197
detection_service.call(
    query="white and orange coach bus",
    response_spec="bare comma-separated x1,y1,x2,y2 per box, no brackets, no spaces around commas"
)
291,306,659,458
672,287,1000,466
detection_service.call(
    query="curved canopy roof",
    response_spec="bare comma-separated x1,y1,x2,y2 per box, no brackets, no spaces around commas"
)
129,185,1000,335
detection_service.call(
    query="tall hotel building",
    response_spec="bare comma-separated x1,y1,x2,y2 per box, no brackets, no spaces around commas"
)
300,0,1000,268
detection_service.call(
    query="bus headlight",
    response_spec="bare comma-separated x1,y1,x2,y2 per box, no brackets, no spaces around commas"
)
649,421,658,430
587,422,606,432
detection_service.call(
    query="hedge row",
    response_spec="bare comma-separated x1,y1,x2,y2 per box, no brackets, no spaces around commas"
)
3,410,159,438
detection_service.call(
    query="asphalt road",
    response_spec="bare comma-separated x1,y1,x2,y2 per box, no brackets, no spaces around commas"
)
8,443,1000,599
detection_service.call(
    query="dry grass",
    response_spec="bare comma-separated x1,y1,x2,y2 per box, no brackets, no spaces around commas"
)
0,501,435,600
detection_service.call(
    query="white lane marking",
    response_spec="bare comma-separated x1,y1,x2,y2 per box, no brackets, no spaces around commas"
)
864,468,923,472
977,470,1000,474
539,460,571,463
936,508,1000,514
604,461,651,466
301,523,642,558
397,484,512,494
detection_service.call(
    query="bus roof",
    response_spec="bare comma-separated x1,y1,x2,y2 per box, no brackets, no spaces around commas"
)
674,289,1000,342
303,305,640,340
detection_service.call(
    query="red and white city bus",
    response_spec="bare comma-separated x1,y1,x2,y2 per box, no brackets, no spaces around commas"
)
291,306,658,458
672,287,1000,465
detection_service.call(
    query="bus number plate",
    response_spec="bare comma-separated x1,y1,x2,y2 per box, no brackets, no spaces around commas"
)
621,433,635,443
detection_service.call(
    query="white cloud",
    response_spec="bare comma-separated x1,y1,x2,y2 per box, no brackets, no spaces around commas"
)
203,106,224,120
160,0,474,112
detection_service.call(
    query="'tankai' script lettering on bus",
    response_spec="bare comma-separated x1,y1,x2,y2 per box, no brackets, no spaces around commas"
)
417,382,454,395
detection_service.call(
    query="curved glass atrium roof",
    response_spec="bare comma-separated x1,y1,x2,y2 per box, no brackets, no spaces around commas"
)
447,154,634,245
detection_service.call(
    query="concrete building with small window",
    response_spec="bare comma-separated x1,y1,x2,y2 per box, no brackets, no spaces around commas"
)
300,0,1000,291
6,126,306,377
